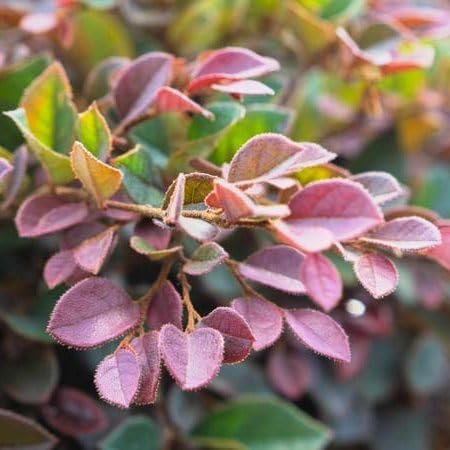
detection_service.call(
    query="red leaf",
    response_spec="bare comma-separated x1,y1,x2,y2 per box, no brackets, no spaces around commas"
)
146,280,183,330
354,253,399,299
284,308,351,362
231,297,283,351
300,253,342,312
238,245,306,294
286,179,383,241
130,332,161,404
160,324,224,391
44,250,79,289
47,277,140,348
212,80,274,96
94,349,141,408
199,307,254,364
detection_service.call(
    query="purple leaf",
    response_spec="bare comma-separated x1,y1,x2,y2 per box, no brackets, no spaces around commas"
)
44,250,79,289
73,226,116,274
146,280,183,330
160,324,224,391
238,245,306,294
130,332,161,404
113,52,173,127
284,308,351,362
60,221,108,250
15,193,89,238
354,253,399,299
212,80,274,96
199,307,254,364
425,224,450,271
231,297,283,351
47,277,140,348
351,171,403,205
0,157,13,183
165,173,185,225
360,216,441,251
178,216,219,242
2,146,28,209
133,219,171,250
300,253,342,312
94,349,141,408
227,133,335,184
184,242,229,276
286,179,383,241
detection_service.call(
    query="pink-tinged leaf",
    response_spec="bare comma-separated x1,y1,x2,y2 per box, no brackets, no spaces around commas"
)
154,87,213,119
165,173,185,225
73,227,116,274
2,146,28,210
20,12,58,34
15,193,89,238
335,333,371,381
44,250,78,289
0,157,12,183
41,386,108,437
272,220,334,253
212,80,274,96
227,134,335,184
238,245,306,294
184,242,228,276
284,308,351,362
113,52,173,127
188,47,280,94
94,349,141,408
47,277,140,348
266,348,312,400
231,297,283,351
351,171,403,205
360,216,441,251
286,179,383,241
425,224,450,271
266,177,300,190
199,307,254,364
130,332,161,404
354,253,399,299
300,253,342,312
160,324,224,391
178,216,219,242
146,280,183,330
133,219,171,250
60,221,107,250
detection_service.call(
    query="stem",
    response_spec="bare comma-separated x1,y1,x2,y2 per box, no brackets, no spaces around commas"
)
178,271,201,332
225,259,260,298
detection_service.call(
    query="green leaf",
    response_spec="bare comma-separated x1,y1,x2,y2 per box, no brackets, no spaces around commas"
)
100,416,162,450
320,0,366,23
210,104,293,165
193,397,330,450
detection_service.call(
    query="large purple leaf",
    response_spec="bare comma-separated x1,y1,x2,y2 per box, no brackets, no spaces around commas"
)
47,277,140,348
44,250,79,289
351,171,403,205
238,245,306,294
286,179,383,241
94,349,141,408
300,253,342,312
360,216,441,251
184,242,229,276
227,133,335,184
130,332,161,404
354,253,399,299
113,52,173,127
15,193,89,238
165,173,185,225
199,307,254,364
284,308,351,362
146,280,183,330
231,297,283,351
160,324,224,391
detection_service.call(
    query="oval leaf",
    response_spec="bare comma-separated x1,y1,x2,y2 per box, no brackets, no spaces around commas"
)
44,250,79,289
146,280,183,330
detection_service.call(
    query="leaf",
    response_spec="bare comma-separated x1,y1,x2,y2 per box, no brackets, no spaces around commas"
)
100,415,162,450
178,216,219,242
73,226,116,274
70,141,123,207
160,324,224,391
300,253,342,312
425,224,450,271
0,409,57,450
2,145,28,209
360,216,441,251
184,242,229,276
94,349,141,408
354,253,399,299
130,332,161,404
41,387,108,437
15,193,89,238
286,179,383,241
113,52,173,127
164,173,185,225
199,307,255,364
212,79,274,96
238,245,306,294
231,297,283,351
284,309,351,362
131,219,171,254
147,280,183,330
77,102,111,159
44,251,78,288
351,171,403,204
47,277,140,348
227,133,335,184
193,397,330,450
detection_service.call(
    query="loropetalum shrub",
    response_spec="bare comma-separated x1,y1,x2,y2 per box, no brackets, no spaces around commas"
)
2,46,447,412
